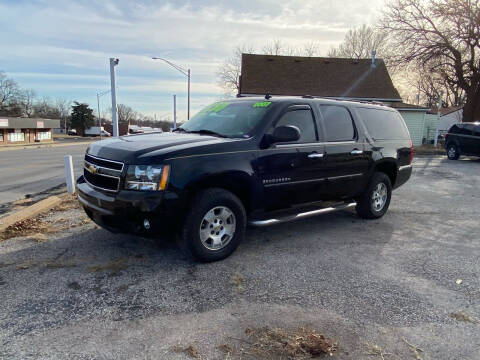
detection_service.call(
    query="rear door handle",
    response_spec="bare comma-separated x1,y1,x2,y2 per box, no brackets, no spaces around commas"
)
351,149,363,155
308,152,324,158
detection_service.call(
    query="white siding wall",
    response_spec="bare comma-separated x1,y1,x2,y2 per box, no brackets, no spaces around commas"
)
398,110,426,146
423,113,440,142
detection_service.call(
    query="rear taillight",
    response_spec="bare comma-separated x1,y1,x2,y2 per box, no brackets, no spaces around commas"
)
409,139,414,164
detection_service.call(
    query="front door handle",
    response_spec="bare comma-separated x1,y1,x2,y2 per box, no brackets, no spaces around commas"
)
351,149,363,155
308,152,324,159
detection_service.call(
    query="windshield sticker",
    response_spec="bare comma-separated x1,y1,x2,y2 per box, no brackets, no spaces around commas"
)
253,101,271,108
201,102,231,113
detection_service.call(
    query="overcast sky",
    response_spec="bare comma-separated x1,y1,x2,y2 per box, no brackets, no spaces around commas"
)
0,0,385,121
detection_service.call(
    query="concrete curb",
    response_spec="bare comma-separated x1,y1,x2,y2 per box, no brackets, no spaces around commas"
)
0,195,64,233
0,141,93,152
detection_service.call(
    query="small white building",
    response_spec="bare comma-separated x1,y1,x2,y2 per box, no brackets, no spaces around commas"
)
438,106,463,132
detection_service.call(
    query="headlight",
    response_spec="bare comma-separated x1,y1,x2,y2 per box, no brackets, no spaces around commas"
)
125,165,170,191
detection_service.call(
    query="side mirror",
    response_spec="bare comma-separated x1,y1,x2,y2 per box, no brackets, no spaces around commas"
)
270,125,301,143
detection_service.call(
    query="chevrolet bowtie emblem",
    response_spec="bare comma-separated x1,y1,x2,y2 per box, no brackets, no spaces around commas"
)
88,164,98,174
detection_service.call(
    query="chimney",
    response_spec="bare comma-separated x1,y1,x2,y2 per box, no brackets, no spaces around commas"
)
371,50,376,69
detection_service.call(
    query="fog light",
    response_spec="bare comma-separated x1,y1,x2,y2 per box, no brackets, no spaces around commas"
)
143,219,150,230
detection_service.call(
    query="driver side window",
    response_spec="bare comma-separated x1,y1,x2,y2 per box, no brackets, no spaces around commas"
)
275,109,317,143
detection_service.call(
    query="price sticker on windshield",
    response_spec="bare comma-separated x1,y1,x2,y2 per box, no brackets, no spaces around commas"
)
253,101,271,108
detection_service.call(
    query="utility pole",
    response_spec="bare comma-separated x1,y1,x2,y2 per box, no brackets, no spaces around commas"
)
110,58,119,137
173,94,177,130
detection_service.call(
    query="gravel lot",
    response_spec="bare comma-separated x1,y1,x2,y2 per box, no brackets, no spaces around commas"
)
1,156,479,359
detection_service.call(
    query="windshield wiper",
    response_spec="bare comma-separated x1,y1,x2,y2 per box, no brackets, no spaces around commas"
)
172,128,187,132
187,129,229,138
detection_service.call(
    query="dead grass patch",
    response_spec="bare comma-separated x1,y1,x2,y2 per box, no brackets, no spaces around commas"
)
231,272,245,293
172,345,202,359
402,338,424,360
449,312,478,324
239,326,337,359
365,343,390,359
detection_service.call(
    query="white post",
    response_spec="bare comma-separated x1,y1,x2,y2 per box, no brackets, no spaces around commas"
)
110,58,119,137
64,155,75,194
173,94,177,129
434,92,443,147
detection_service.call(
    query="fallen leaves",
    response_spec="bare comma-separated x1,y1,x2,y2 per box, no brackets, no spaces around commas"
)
172,345,202,359
231,272,245,293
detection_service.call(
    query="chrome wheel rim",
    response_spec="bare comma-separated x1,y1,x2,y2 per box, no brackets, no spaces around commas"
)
199,206,236,250
448,146,456,158
371,183,388,212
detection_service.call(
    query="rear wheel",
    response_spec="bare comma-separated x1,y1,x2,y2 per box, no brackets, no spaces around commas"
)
447,144,460,160
356,172,392,219
181,188,246,262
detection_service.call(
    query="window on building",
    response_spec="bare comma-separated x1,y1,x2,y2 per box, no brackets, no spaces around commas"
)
37,131,51,140
8,130,25,142
275,109,317,143
320,105,356,141
0,131,3,142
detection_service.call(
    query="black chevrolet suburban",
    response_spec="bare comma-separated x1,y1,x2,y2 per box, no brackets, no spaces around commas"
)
77,97,413,261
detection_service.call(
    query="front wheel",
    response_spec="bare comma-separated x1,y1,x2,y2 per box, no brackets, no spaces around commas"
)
447,144,460,160
181,188,246,262
356,172,392,219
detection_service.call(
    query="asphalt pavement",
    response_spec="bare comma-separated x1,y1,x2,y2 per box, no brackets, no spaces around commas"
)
1,156,479,359
0,144,87,205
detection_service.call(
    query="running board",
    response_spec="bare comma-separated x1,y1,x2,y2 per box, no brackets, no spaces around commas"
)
248,202,357,227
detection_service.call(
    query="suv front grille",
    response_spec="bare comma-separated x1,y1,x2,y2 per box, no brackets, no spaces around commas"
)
83,154,124,192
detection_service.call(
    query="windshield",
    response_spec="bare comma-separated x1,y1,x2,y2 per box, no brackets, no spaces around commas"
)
179,100,272,138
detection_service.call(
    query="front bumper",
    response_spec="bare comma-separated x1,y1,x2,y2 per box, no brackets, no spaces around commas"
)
77,176,182,235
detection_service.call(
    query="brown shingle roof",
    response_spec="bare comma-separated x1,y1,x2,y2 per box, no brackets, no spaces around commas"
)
240,54,401,100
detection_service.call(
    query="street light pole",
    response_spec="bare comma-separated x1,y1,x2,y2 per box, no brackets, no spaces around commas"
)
110,58,119,137
152,57,191,124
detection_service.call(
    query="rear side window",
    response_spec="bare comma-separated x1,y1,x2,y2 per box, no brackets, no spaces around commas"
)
320,105,355,142
474,125,480,136
461,124,474,135
356,107,410,140
449,124,461,134
275,109,317,143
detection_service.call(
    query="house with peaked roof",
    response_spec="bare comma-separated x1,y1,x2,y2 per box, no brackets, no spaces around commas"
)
239,53,432,145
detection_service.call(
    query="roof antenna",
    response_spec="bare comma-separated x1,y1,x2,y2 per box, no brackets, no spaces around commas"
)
265,93,271,99
371,50,376,69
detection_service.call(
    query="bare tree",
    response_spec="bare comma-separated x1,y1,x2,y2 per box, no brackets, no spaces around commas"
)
19,89,36,117
116,104,136,124
382,0,480,121
217,40,320,95
0,71,21,110
217,44,255,94
55,98,72,130
328,25,388,59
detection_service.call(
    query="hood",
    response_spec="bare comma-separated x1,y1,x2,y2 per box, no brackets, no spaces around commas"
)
86,132,230,164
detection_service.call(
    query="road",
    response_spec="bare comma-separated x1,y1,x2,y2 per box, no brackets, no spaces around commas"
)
0,144,87,205
1,156,479,359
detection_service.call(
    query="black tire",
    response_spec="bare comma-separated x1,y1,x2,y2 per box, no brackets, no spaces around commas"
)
181,188,246,262
356,172,392,219
447,143,460,160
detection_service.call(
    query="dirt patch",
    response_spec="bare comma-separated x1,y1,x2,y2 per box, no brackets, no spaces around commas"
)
1,195,91,242
52,194,81,212
230,327,337,359
86,258,129,276
0,217,59,241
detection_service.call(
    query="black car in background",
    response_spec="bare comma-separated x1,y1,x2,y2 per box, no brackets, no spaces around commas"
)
445,122,480,160
77,97,413,262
